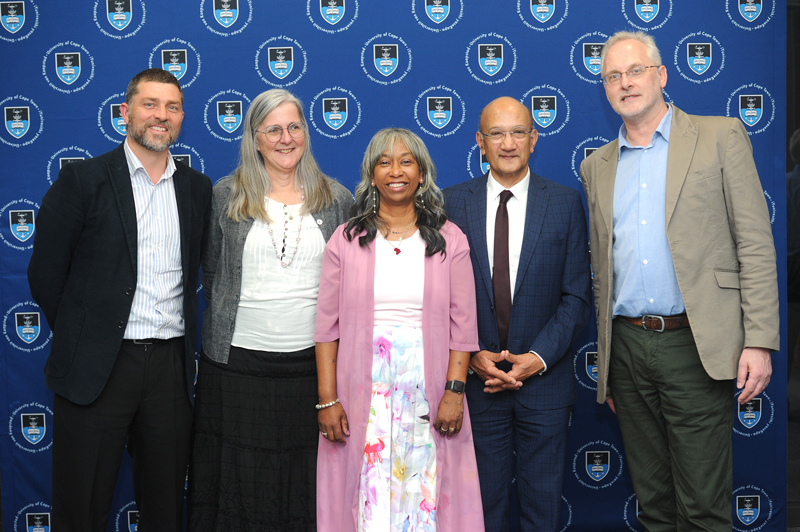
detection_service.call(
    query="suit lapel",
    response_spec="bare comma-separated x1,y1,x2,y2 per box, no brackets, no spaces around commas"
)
107,144,138,275
172,164,192,279
595,140,618,242
466,176,494,304
514,173,548,297
664,106,698,228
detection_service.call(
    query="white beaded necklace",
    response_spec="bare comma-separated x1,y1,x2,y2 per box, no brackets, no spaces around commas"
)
265,188,304,268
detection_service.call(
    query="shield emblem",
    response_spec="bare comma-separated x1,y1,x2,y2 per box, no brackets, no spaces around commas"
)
584,147,598,160
739,0,761,21
586,451,609,481
530,0,554,23
21,413,45,444
5,106,29,138
268,47,293,79
585,351,598,382
481,153,490,175
10,209,34,242
172,154,191,167
320,0,344,25
738,398,762,428
111,104,127,136
425,0,449,23
374,44,399,77
323,98,347,130
55,52,81,85
107,0,131,30
739,95,763,127
428,97,452,129
1,1,24,33
635,0,658,22
128,510,139,532
59,157,85,169
583,43,603,75
687,43,711,75
26,512,50,532
478,44,503,76
162,49,187,80
217,101,242,133
532,96,556,128
16,312,40,343
214,0,238,28
736,496,760,525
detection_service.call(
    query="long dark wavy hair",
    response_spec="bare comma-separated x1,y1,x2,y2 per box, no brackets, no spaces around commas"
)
344,128,447,257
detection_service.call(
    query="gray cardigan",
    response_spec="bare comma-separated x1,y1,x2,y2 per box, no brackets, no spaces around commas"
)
200,177,354,363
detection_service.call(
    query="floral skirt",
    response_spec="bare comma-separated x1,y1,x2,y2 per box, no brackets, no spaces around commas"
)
358,325,438,532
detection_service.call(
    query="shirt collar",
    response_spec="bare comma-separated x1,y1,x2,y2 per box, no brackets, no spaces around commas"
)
617,103,673,154
124,139,176,183
487,169,530,202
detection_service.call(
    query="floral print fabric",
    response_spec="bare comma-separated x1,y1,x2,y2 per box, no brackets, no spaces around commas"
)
358,325,437,532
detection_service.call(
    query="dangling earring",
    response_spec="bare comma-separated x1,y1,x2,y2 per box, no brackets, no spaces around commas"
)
371,183,376,215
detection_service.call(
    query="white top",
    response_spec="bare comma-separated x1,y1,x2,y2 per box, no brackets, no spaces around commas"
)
485,170,529,303
122,139,184,340
231,198,326,352
373,230,425,327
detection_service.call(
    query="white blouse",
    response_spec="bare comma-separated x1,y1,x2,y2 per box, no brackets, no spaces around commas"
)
373,230,425,327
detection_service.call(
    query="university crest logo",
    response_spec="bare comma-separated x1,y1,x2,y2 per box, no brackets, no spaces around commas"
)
10,209,34,242
162,49,187,81
110,104,126,135
739,0,761,21
687,43,712,75
322,98,347,130
584,147,598,159
635,0,658,22
214,0,238,28
217,101,242,133
21,413,45,444
739,95,763,126
26,512,50,532
583,43,603,75
585,351,598,382
5,106,29,138
586,451,610,481
16,311,39,343
738,398,761,428
532,96,556,128
481,153,489,174
427,97,452,129
55,52,80,85
531,0,554,23
374,44,398,76
128,510,139,532
107,0,131,30
737,496,760,525
478,44,503,76
172,154,191,167
59,157,85,169
268,47,293,79
1,1,24,33
321,0,344,25
425,0,449,23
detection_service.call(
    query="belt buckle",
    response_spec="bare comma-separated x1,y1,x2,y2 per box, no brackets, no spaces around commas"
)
642,315,665,332
132,338,155,345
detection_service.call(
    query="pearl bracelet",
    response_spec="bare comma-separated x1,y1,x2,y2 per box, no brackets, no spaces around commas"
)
316,398,340,410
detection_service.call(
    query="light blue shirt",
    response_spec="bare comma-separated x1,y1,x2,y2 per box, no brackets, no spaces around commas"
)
612,105,685,318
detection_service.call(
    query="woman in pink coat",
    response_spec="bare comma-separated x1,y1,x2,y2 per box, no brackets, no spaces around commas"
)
315,128,485,532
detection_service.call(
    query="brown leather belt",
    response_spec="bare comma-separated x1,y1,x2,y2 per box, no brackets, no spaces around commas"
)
618,314,690,332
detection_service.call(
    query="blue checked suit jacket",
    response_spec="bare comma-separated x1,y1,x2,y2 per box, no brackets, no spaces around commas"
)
444,171,591,410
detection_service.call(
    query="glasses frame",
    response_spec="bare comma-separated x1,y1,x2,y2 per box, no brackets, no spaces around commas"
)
479,128,534,143
256,122,306,142
602,65,661,85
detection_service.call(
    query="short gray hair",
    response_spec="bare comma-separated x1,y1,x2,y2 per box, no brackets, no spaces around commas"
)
600,30,662,72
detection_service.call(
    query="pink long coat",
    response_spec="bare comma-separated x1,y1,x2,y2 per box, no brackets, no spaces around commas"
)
314,221,485,532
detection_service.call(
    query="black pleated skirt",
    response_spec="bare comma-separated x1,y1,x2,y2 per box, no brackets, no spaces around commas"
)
188,345,318,532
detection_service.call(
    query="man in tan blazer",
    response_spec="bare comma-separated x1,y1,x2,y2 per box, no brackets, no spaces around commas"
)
580,30,778,531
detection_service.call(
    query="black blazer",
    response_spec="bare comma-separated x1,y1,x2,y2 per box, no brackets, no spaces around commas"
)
27,144,212,405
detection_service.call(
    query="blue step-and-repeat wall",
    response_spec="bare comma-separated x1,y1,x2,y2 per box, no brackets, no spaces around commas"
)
0,1,787,530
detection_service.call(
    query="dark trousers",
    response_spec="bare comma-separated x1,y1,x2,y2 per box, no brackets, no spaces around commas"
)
52,337,192,532
468,385,571,532
609,320,733,532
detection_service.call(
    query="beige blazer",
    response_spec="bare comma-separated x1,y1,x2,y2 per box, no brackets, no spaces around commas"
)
580,105,779,403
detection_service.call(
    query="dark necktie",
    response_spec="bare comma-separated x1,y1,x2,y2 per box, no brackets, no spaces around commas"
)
493,190,513,351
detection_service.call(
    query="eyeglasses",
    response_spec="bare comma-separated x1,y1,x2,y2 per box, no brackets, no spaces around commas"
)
256,122,305,142
602,65,660,85
479,128,533,143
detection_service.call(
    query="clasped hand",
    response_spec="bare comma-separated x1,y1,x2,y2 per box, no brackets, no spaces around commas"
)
469,350,544,393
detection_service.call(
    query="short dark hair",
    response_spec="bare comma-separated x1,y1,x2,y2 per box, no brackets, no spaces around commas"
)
791,128,800,166
125,68,183,105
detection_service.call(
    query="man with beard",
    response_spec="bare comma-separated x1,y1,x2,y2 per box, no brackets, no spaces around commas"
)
28,69,212,532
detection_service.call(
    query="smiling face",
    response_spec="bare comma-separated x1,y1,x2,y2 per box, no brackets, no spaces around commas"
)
476,97,538,187
121,80,184,153
372,140,422,210
602,39,667,126
255,101,306,178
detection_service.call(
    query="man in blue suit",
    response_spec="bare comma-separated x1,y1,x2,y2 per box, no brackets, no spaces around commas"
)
444,96,591,532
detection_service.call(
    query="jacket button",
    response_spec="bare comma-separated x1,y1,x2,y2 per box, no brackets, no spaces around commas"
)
117,321,125,328
125,287,133,295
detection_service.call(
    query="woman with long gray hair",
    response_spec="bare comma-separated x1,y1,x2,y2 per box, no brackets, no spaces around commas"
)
188,89,353,531
315,128,485,532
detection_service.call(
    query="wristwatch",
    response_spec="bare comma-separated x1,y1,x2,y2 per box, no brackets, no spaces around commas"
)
445,380,466,394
